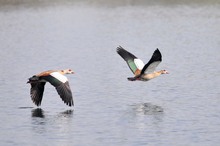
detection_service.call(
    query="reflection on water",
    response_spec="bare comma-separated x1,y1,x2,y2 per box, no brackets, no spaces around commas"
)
31,108,74,118
131,103,163,115
59,110,74,118
31,108,74,136
18,107,34,109
32,108,44,118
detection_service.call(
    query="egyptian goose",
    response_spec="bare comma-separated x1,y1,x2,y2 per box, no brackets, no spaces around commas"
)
27,69,74,106
117,46,168,81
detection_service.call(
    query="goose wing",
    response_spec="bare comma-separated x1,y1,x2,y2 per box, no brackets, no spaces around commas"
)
30,82,46,106
55,81,74,106
140,49,162,75
117,46,145,75
45,72,74,106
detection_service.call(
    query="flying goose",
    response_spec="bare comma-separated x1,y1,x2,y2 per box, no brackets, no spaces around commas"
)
27,69,74,106
117,46,168,81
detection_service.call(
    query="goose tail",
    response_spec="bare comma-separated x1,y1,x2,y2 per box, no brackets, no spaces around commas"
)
127,77,137,81
27,76,40,84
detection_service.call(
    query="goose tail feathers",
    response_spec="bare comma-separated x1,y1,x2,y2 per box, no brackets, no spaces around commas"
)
127,77,137,81
27,76,40,84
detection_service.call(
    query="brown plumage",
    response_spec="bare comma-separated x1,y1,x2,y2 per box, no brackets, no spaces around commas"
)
117,46,168,81
27,69,74,106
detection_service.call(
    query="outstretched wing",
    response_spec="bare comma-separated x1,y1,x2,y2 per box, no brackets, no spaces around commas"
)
55,81,74,106
30,82,46,106
45,72,74,106
140,49,162,75
117,46,144,75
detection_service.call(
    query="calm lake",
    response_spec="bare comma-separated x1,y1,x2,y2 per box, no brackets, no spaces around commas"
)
0,0,220,145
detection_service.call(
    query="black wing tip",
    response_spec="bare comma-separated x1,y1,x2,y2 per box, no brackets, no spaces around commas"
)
63,99,74,106
63,94,74,107
56,82,74,107
32,100,41,106
155,48,160,53
116,46,137,61
60,95,74,107
66,101,74,107
116,46,126,57
116,45,124,52
31,95,42,106
153,48,162,61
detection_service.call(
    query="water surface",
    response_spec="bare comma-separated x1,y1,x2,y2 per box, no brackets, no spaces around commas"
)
0,1,220,146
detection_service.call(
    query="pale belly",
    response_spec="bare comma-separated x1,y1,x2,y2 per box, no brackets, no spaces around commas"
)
141,73,160,81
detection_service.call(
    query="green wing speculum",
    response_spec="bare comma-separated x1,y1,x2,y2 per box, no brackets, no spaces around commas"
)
117,46,145,75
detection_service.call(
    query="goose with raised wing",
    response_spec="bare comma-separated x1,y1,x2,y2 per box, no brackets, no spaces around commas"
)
27,69,74,106
117,46,168,81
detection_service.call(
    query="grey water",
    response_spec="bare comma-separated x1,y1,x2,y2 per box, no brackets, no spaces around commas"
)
0,0,220,145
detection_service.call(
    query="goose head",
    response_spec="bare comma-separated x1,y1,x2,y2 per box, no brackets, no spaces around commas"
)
160,70,169,74
61,69,74,74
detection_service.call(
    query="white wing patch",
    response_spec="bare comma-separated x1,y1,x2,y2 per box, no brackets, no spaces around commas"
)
134,59,145,70
50,72,68,83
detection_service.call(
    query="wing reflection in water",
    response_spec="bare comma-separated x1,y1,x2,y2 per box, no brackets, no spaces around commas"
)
58,109,74,118
31,108,74,118
131,102,163,115
31,108,45,118
31,108,74,134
